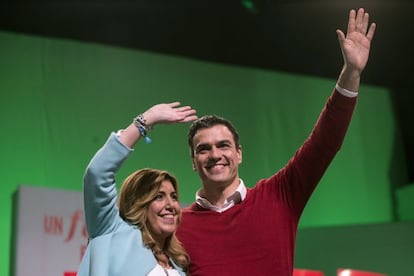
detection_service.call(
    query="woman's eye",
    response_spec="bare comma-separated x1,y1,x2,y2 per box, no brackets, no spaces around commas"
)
154,194,163,200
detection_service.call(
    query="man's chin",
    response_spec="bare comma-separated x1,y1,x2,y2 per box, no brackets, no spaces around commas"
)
206,177,231,185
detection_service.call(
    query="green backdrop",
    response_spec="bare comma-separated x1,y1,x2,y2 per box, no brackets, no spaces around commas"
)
0,31,408,276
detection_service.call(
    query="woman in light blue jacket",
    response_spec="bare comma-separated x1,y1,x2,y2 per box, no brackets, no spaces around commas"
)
78,102,198,276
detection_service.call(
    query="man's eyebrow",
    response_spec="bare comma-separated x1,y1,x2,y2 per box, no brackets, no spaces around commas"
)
195,143,210,149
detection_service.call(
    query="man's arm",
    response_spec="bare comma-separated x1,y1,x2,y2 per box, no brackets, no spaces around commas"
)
270,8,376,213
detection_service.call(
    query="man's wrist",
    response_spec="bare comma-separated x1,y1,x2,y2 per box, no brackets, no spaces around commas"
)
335,83,358,98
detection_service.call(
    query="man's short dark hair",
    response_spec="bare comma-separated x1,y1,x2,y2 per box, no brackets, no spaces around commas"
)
187,115,240,157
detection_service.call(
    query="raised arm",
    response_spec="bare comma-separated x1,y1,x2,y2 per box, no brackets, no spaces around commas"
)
277,8,376,214
336,8,376,92
83,102,197,237
118,102,198,148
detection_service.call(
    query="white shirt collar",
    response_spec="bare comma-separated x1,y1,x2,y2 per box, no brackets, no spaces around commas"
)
195,179,247,213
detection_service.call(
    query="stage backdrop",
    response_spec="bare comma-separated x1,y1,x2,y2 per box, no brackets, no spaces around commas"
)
1,30,411,276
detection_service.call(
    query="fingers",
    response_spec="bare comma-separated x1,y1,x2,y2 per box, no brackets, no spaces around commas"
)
166,102,196,114
360,9,369,34
348,8,375,37
166,102,198,122
146,102,197,125
175,105,194,112
366,22,376,41
347,9,356,35
336,29,345,45
180,114,198,123
178,107,198,122
167,102,181,108
355,8,365,33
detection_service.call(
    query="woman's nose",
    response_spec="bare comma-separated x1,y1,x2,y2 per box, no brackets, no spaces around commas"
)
165,197,174,208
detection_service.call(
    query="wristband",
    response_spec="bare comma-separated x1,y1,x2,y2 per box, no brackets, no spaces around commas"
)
133,114,152,143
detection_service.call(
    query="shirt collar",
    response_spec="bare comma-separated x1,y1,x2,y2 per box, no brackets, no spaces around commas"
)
195,179,247,213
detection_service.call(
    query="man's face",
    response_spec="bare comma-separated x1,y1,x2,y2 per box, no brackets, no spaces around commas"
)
191,125,242,187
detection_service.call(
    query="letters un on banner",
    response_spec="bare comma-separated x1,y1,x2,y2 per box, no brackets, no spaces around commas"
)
15,186,87,276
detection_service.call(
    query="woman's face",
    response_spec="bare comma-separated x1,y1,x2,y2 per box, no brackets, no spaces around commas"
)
147,180,180,241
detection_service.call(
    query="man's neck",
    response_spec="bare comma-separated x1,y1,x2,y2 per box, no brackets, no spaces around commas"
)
201,179,240,208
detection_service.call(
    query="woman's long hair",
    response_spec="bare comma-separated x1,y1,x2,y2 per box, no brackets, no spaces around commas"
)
118,168,189,271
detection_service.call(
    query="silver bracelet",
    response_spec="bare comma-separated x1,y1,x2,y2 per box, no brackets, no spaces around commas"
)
133,114,152,131
133,114,152,143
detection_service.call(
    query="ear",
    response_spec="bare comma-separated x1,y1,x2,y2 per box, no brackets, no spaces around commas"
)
237,145,242,165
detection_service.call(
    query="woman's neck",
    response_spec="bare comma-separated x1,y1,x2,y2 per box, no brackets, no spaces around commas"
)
154,249,171,268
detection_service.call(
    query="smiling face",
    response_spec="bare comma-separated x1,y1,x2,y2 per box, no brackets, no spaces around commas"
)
191,124,242,189
147,180,180,242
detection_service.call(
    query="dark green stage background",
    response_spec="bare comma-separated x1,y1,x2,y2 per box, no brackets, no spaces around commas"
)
0,31,409,275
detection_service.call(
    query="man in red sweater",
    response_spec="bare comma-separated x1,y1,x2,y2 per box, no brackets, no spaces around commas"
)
176,8,376,276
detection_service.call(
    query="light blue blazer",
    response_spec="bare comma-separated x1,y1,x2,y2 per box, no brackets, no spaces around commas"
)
77,133,185,276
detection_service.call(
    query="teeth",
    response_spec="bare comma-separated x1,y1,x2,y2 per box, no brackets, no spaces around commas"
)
208,164,224,169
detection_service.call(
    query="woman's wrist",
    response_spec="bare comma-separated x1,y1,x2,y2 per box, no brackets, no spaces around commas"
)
141,111,155,128
133,114,152,143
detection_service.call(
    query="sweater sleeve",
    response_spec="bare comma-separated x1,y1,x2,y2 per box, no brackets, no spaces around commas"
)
83,132,133,238
269,89,357,216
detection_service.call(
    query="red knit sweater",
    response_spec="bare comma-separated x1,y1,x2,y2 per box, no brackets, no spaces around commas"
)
177,90,357,276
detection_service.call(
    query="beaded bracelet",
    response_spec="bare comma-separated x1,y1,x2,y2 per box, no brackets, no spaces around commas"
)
133,114,152,143
134,114,153,131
